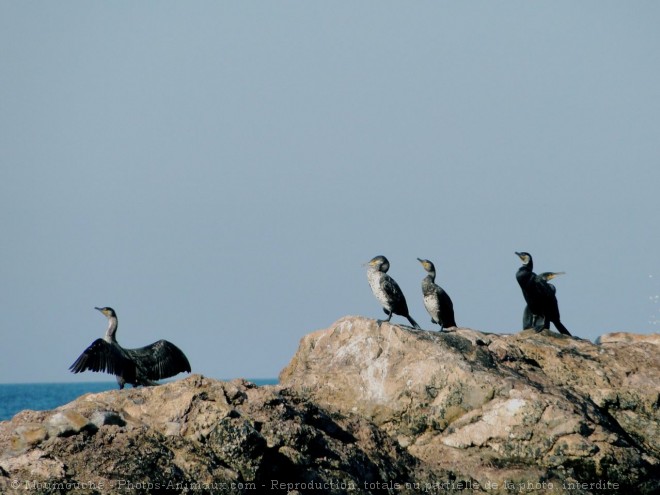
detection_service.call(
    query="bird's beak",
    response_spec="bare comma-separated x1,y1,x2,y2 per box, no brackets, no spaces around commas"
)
548,272,566,280
94,307,102,311
416,258,423,263
515,252,524,259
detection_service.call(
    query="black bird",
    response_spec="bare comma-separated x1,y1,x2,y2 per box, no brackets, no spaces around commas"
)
417,258,457,330
365,255,420,329
522,272,565,330
515,253,571,336
69,307,191,389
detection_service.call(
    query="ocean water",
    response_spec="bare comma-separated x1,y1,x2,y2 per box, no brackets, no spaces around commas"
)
0,379,278,422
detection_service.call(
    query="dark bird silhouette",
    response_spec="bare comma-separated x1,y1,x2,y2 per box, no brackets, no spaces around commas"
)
417,258,457,330
522,271,565,330
365,255,420,329
515,253,571,336
69,307,191,389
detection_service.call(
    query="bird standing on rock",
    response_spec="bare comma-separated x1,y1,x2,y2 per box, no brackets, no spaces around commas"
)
417,258,457,331
70,307,191,389
522,271,565,330
365,255,420,329
515,252,571,336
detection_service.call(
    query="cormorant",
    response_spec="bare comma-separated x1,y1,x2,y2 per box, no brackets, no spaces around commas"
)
417,258,457,330
365,255,420,329
69,307,191,389
515,253,571,336
522,272,565,330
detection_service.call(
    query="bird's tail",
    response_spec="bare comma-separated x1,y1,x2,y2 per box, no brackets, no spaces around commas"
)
407,315,421,330
445,318,458,328
553,320,572,336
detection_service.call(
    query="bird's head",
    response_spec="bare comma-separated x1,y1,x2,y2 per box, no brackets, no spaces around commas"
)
515,252,532,266
417,258,436,273
366,255,389,272
95,307,116,318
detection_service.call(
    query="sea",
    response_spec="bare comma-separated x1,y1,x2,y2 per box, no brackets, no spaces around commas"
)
0,379,278,422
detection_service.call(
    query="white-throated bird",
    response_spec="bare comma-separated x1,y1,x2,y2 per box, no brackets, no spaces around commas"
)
70,307,191,389
515,253,571,336
417,258,457,331
365,255,420,329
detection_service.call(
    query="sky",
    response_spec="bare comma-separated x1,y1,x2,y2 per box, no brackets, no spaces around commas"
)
1,2,659,383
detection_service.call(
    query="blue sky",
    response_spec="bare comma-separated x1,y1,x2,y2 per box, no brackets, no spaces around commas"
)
1,2,659,383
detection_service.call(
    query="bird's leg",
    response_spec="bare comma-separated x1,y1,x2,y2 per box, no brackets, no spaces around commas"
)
542,317,551,331
533,315,545,332
377,310,393,327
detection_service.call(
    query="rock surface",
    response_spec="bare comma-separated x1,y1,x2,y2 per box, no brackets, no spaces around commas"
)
1,316,658,494
280,317,660,493
1,376,425,494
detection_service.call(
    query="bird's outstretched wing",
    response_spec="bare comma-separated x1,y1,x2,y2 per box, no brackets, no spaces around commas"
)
126,340,191,380
69,338,136,382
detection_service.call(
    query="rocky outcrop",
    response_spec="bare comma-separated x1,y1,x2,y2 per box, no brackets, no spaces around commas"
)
1,376,427,494
280,317,660,493
1,316,658,494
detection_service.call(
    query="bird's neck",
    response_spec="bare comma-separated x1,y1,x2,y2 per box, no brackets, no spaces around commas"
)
516,263,535,286
366,266,380,277
366,267,384,288
103,317,118,344
421,274,436,295
426,271,436,283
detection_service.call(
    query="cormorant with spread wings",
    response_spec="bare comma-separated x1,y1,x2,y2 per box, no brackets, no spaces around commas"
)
69,307,191,389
